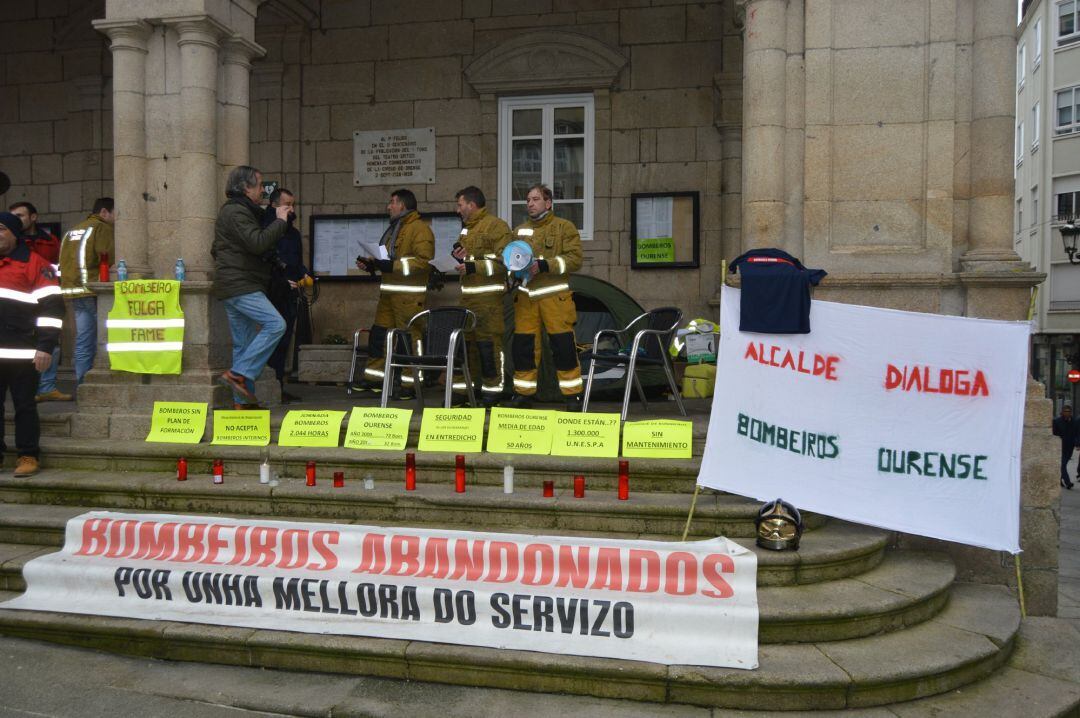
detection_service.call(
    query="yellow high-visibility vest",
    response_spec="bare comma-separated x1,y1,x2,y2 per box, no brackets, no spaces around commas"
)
106,279,184,374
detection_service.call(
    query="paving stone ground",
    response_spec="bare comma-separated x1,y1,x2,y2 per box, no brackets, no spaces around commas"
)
1060,477,1080,634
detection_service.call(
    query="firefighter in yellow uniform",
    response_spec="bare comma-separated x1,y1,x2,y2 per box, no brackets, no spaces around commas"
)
452,186,512,405
356,189,433,396
507,184,583,411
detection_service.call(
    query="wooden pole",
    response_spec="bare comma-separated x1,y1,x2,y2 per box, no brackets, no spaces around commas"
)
681,483,702,541
1015,554,1027,618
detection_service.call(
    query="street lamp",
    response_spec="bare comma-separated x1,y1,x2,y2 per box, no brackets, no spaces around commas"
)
1062,220,1080,264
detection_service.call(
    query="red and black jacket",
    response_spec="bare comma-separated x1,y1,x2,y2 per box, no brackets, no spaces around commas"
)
0,242,63,359
22,227,60,265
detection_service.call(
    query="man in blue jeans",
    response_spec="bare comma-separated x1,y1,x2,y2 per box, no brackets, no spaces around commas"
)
58,198,115,386
212,166,290,407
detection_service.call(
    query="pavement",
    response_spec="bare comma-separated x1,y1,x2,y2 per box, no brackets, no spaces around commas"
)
1060,478,1080,633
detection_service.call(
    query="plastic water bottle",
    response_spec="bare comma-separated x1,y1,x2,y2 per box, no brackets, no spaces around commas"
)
174,258,186,281
116,259,128,281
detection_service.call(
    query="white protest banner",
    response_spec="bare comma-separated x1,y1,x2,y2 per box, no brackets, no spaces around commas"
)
5,511,759,669
698,286,1029,553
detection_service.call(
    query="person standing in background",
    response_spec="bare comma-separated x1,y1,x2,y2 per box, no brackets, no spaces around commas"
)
262,188,311,403
1055,403,1078,490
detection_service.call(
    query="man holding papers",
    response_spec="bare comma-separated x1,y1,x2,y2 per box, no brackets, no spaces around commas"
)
355,189,433,397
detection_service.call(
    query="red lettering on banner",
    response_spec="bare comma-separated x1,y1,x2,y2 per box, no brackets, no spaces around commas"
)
448,539,486,581
592,548,624,591
701,554,735,599
555,546,591,589
386,535,420,576
884,364,990,397
104,520,138,558
626,549,661,593
278,529,310,570
226,526,249,565
75,518,111,556
744,341,839,381
414,537,449,578
134,521,179,561
521,543,556,585
243,527,278,567
485,541,518,582
203,524,230,565
665,552,698,596
175,523,209,562
310,530,339,570
352,533,387,574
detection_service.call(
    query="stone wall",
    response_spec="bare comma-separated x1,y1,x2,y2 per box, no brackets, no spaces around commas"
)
249,0,741,341
0,0,113,230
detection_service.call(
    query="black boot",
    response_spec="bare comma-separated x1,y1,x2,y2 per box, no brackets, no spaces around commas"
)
563,393,583,412
504,393,533,409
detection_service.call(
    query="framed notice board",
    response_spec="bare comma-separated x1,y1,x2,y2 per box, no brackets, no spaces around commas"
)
630,192,700,269
309,212,463,282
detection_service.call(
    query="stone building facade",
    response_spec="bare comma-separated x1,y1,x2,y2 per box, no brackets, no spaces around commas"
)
0,0,1061,614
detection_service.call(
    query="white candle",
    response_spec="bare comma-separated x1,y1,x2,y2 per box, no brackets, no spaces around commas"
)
259,460,270,484
503,465,514,494
363,476,375,490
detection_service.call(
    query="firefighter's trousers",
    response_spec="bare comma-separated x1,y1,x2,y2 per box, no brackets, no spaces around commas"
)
511,289,581,397
460,295,505,395
363,291,425,387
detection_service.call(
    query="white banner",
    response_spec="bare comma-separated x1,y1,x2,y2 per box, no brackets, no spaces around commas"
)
699,286,1030,553
4,511,759,669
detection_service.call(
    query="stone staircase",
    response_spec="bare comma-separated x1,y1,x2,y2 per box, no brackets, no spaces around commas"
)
0,430,1073,713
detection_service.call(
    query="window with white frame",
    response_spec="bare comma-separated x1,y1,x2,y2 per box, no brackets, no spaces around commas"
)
1018,43,1026,89
1033,187,1039,228
1033,101,1041,149
1061,0,1080,42
1057,86,1080,134
498,94,594,239
1017,197,1024,233
1035,17,1044,66
1057,190,1080,220
1016,120,1024,164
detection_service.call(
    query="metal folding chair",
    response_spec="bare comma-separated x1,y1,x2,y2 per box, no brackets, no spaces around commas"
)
581,307,687,421
346,328,369,396
380,307,477,409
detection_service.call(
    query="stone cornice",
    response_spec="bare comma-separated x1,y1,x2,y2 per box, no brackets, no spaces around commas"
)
222,35,267,66
725,271,1046,289
464,31,627,94
162,15,232,49
91,19,153,53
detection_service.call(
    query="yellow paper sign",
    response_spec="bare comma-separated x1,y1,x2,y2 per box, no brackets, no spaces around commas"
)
486,408,553,454
550,412,621,458
418,408,486,453
344,407,413,450
211,410,271,446
145,401,208,444
621,419,693,458
277,410,347,447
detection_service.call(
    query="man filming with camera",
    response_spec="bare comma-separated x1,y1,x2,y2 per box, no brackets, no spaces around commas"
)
212,165,290,408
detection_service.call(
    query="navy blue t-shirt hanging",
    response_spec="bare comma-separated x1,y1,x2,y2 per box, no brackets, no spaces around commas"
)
729,248,826,333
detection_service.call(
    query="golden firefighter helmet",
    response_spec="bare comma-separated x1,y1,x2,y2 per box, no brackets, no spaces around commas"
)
755,498,804,551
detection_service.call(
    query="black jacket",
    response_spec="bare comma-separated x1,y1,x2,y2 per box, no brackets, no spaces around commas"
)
211,196,286,300
1053,415,1078,452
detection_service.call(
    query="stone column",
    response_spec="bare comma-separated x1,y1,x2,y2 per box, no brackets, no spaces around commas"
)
783,0,804,256
166,16,227,281
92,19,152,277
720,125,743,264
220,37,263,181
962,0,1022,270
737,0,790,252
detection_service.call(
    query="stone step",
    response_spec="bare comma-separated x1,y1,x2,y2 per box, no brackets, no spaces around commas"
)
0,467,835,542
0,583,1019,711
0,537,947,645
0,500,889,588
37,437,707,493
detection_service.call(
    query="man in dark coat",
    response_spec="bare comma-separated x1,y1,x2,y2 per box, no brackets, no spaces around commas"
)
212,165,290,407
1053,403,1078,489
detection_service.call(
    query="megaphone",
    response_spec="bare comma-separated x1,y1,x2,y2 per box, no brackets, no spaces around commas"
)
502,240,534,286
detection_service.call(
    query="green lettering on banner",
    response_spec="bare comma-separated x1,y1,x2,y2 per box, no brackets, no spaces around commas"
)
486,408,554,455
621,419,693,458
211,410,271,446
735,411,840,461
550,412,621,458
635,237,675,263
876,446,990,481
278,410,347,447
145,401,208,444
344,407,413,451
418,408,485,453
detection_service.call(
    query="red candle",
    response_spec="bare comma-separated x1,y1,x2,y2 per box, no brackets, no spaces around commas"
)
333,471,344,488
455,454,466,493
618,460,629,500
405,452,416,491
212,458,223,484
542,480,554,497
306,461,316,486
573,475,585,498
176,457,187,481
98,252,109,282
